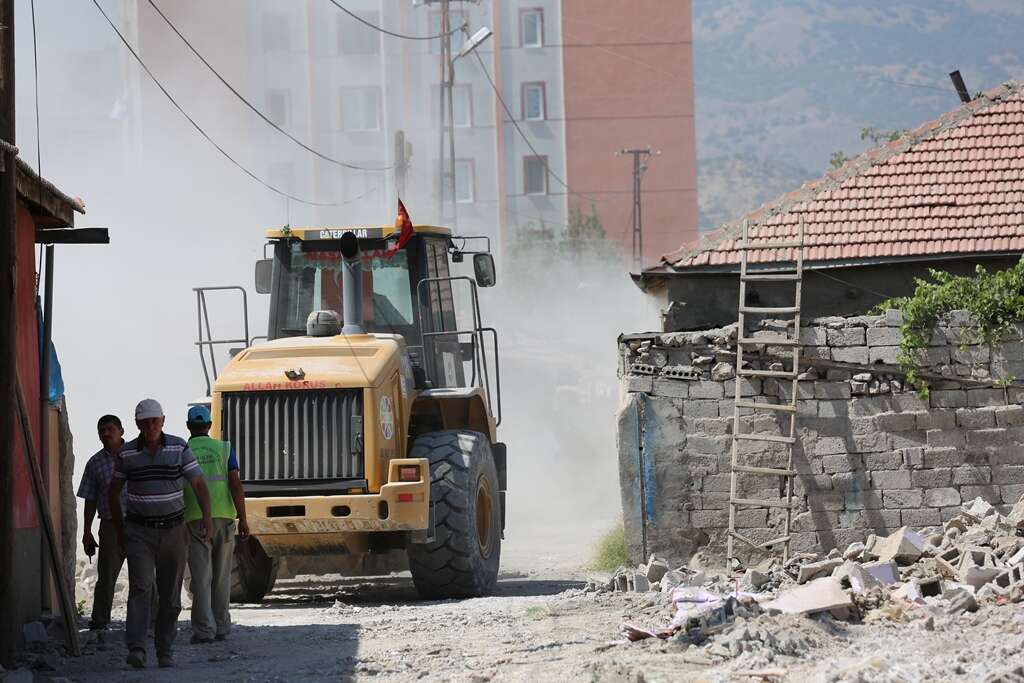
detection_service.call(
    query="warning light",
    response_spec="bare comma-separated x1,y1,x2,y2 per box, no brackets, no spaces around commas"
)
397,493,414,503
398,465,420,482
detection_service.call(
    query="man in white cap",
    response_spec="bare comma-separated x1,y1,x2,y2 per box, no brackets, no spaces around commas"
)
109,399,213,669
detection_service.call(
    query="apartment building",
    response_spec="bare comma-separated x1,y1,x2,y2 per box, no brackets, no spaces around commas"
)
133,0,696,266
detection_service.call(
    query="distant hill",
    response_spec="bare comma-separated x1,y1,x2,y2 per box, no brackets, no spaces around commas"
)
697,154,813,232
692,0,1023,231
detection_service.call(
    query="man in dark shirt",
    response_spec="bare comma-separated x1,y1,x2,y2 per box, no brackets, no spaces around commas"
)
109,399,213,669
76,414,126,631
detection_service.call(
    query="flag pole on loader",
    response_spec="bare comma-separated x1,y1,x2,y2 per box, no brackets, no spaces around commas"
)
386,199,414,258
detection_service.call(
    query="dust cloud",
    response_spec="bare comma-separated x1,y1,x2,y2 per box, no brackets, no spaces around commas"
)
484,247,658,544
15,1,660,565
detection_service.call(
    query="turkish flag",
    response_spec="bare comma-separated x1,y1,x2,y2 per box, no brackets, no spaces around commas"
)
386,199,414,258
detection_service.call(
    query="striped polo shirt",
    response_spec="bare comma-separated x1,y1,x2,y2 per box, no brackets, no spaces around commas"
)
113,433,202,522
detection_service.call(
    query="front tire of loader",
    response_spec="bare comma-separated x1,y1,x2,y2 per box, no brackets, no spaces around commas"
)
407,430,501,599
230,536,279,604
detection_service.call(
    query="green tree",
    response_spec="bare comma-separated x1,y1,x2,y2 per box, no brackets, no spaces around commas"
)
830,126,908,170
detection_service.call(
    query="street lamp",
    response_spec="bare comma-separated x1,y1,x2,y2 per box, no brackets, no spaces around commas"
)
457,27,492,60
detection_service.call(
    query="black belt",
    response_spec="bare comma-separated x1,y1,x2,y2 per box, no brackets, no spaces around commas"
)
127,514,184,529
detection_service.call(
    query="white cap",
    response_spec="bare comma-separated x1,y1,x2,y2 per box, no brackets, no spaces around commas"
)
135,399,164,420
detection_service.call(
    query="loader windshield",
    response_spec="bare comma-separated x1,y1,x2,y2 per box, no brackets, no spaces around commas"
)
278,242,415,336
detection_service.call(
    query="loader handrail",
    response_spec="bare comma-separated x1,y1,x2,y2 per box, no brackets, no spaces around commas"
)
194,286,250,396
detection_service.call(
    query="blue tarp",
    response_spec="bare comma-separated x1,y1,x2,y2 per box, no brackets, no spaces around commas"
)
37,298,64,405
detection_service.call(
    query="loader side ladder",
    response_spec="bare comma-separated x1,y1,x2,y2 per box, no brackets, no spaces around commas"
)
726,216,805,567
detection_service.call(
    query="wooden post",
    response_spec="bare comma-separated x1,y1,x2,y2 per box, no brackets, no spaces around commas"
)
15,377,79,656
0,0,17,667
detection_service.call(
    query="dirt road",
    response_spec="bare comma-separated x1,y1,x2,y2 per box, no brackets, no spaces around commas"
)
37,521,1024,682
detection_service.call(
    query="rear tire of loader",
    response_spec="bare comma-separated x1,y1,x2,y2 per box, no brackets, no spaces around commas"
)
230,537,279,604
407,430,501,599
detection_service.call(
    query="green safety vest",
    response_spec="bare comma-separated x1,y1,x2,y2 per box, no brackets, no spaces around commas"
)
184,436,237,522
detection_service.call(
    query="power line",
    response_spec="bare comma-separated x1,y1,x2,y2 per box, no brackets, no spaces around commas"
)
91,0,359,208
30,0,42,289
874,77,952,94
146,0,388,173
327,0,463,40
29,0,40,201
471,50,604,203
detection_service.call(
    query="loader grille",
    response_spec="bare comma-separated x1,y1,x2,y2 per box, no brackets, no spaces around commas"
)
220,390,364,482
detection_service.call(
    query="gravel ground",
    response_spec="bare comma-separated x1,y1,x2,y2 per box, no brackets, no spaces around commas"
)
16,521,1024,682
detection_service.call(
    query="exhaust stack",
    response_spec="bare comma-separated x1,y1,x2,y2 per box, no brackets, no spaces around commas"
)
339,232,365,335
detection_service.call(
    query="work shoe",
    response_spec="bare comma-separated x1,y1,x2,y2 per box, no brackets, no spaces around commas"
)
157,654,175,668
126,649,146,668
214,634,227,642
190,635,213,645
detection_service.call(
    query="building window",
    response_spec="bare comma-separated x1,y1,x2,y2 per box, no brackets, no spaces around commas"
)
524,156,547,195
454,159,474,203
520,9,543,48
266,89,291,127
262,13,289,52
453,86,472,128
341,88,381,132
338,12,380,55
522,82,546,121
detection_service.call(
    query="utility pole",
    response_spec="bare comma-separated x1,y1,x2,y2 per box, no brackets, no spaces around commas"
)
437,0,456,228
0,0,16,667
394,129,411,201
618,147,655,271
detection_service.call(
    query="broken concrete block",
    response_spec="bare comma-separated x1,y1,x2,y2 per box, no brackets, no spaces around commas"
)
935,557,959,580
743,568,770,591
843,542,866,561
868,527,925,566
1007,496,1024,529
861,560,900,585
763,576,852,615
893,581,924,603
917,576,943,598
961,566,1003,590
660,570,685,592
1008,546,1024,567
834,561,883,594
632,573,651,592
958,547,997,573
962,497,995,520
944,586,979,614
797,558,843,584
643,556,670,584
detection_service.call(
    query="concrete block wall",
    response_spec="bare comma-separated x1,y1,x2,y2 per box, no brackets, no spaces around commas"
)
616,311,1024,566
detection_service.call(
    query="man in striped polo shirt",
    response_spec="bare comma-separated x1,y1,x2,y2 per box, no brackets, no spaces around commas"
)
109,399,213,669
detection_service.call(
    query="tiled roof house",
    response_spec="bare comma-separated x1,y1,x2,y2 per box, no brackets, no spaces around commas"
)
641,81,1024,331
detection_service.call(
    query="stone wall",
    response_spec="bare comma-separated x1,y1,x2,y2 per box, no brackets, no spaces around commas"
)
616,310,1024,566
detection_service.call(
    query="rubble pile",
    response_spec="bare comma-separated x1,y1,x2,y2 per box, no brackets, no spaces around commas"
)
615,495,1024,661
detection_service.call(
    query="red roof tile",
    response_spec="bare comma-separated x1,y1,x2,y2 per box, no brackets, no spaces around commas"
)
659,82,1024,271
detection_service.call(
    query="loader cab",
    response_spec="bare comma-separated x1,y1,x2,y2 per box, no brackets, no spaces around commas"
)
254,225,495,392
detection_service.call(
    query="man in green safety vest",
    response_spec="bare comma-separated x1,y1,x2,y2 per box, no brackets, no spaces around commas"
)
183,405,249,643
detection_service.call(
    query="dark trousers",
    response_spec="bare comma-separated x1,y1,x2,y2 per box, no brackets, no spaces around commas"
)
125,521,188,657
89,520,125,630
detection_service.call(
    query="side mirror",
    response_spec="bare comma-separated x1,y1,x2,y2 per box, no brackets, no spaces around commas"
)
255,259,273,294
473,253,496,287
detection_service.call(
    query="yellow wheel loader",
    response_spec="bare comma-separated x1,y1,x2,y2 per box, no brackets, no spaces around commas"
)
191,223,504,601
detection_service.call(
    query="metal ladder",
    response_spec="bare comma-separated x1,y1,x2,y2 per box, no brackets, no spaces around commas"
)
726,216,805,568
